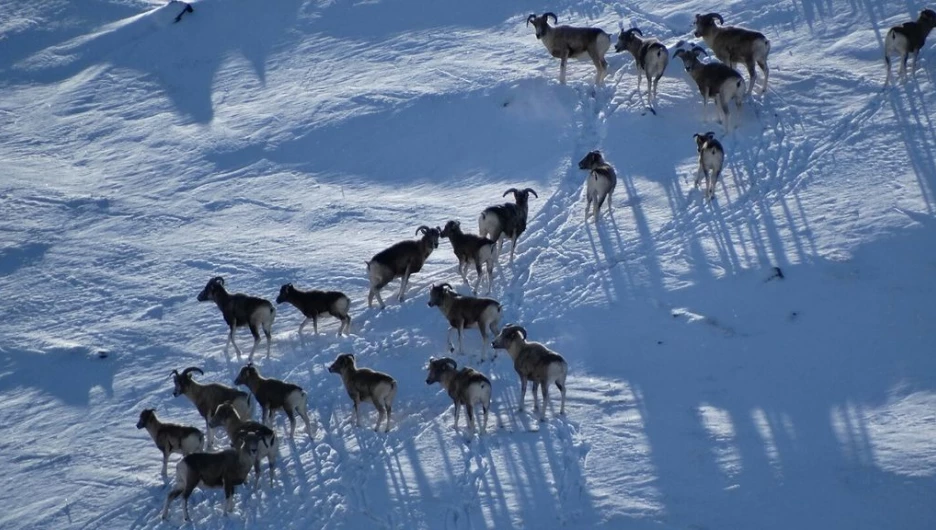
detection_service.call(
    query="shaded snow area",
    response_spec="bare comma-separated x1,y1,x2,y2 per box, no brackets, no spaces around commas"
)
1,0,935,528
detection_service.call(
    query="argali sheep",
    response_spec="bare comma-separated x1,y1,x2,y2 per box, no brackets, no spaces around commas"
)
615,27,669,112
427,282,502,361
673,45,745,132
491,325,568,421
440,220,497,295
170,366,253,448
234,363,315,439
367,225,442,309
208,402,279,488
196,276,275,360
884,9,936,85
275,283,352,336
526,12,613,85
327,353,397,432
693,13,771,94
577,150,618,222
136,409,204,480
478,188,538,264
425,357,493,434
161,433,261,522
693,131,725,201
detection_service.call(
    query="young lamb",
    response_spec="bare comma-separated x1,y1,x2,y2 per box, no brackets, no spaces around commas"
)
234,363,315,439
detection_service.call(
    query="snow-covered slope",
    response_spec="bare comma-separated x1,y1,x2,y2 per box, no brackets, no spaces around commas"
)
1,0,935,528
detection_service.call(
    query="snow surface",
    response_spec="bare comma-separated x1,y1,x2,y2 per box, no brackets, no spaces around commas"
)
1,0,935,528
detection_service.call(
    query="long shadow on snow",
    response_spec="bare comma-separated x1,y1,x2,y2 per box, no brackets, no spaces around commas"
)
565,224,936,529
16,0,303,124
205,80,573,188
887,79,936,213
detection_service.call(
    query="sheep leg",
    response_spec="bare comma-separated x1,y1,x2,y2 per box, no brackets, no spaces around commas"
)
459,261,470,286
484,261,494,294
508,235,518,263
248,324,261,361
531,381,541,413
635,72,644,105
758,60,769,93
296,402,316,439
472,261,483,294
285,408,297,438
518,378,528,412
466,403,476,432
911,50,920,78
453,401,460,429
161,450,169,479
268,454,276,486
745,59,756,94
584,193,592,221
228,325,242,359
695,164,705,189
385,399,392,432
353,399,362,428
312,316,319,335
224,480,235,513
481,401,490,434
374,400,386,432
205,418,214,448
456,323,465,355
559,55,568,84
397,266,411,302
162,485,183,520
590,51,606,85
540,383,549,421
371,286,386,310
885,54,893,86
594,192,603,223
557,379,567,415
446,326,456,353
478,326,489,362
341,315,352,336
253,459,262,489
900,53,909,81
298,317,311,335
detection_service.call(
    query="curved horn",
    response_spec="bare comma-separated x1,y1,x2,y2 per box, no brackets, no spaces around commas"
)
210,276,225,286
438,282,454,291
523,188,538,198
526,14,536,27
630,27,643,37
180,367,204,378
416,225,430,236
515,326,528,339
503,187,518,198
711,13,724,25
691,45,708,57
544,12,557,24
170,369,179,379
440,357,458,369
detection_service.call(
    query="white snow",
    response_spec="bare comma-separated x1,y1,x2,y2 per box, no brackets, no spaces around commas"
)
1,0,935,528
